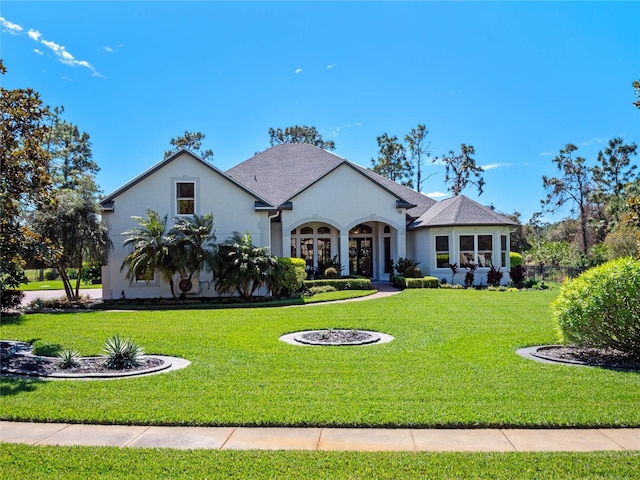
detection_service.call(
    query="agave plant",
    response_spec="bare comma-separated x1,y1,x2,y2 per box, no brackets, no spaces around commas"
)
103,335,144,369
56,348,80,369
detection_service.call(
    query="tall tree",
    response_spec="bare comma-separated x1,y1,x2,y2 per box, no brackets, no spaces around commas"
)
436,144,485,196
47,114,99,188
268,125,335,151
404,124,431,192
0,60,55,290
591,137,638,224
164,131,214,160
633,80,640,110
370,133,413,187
542,144,593,256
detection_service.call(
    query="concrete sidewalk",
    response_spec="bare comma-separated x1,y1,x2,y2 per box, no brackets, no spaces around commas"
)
2,422,639,451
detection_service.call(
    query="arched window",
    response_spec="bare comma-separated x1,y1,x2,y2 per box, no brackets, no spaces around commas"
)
290,223,335,270
350,224,372,235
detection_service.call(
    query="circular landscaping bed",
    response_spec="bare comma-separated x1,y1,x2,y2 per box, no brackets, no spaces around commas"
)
280,329,394,346
0,340,190,379
518,344,640,370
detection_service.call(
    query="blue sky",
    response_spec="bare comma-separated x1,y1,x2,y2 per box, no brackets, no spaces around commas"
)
2,1,639,223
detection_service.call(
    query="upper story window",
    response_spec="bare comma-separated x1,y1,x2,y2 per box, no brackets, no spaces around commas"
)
176,182,195,215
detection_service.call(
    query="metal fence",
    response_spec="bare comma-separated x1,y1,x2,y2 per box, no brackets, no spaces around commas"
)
525,265,587,283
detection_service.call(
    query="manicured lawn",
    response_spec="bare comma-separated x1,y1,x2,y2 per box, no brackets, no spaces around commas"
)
2,444,639,479
2,288,639,427
19,280,102,291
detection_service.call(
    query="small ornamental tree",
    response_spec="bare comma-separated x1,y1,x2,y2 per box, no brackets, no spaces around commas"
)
552,257,640,357
463,262,477,287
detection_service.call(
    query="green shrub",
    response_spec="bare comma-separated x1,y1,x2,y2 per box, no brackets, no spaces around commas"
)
103,335,145,369
324,267,340,278
307,285,337,295
552,257,640,357
510,252,523,267
392,275,439,289
317,255,343,275
267,257,306,297
303,278,371,291
403,266,423,278
393,257,420,276
44,270,59,281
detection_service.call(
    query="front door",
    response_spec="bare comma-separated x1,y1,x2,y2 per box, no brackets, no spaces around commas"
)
349,238,373,277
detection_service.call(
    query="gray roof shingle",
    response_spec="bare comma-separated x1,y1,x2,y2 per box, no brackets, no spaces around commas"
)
409,195,518,229
225,144,436,216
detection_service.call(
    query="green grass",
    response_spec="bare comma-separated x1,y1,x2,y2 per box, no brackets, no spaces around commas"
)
2,289,640,427
2,444,639,479
19,280,102,291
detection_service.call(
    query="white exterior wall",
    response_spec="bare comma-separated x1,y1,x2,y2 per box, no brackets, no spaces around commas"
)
412,226,512,286
102,152,267,299
279,164,407,280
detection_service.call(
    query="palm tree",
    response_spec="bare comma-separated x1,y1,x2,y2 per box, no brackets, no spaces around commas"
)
166,213,217,297
121,209,179,297
212,232,276,299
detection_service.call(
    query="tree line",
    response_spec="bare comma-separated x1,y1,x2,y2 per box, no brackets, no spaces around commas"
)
3,52,638,305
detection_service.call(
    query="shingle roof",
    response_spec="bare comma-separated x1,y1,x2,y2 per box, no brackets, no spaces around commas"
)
225,143,436,216
409,194,518,229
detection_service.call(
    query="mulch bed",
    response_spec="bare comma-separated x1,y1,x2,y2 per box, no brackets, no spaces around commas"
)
1,341,164,377
534,345,640,370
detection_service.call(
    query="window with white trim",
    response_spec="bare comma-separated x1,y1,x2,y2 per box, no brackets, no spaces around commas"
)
501,235,508,268
435,235,450,268
176,182,195,215
458,234,494,267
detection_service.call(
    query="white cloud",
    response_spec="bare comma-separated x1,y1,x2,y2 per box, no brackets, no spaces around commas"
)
481,162,512,170
327,122,362,137
1,16,101,77
104,46,113,53
327,64,336,69
0,17,23,34
28,29,41,41
295,68,303,74
540,152,555,157
425,191,449,199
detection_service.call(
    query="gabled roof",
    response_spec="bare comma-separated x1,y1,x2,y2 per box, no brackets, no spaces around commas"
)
409,194,518,229
225,143,436,215
100,149,272,211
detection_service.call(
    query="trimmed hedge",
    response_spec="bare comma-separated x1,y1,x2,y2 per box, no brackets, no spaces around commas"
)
552,257,640,356
510,252,523,267
269,257,307,296
303,278,371,291
392,275,440,289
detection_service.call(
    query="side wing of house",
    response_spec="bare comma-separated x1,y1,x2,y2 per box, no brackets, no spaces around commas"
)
407,195,518,285
101,151,269,299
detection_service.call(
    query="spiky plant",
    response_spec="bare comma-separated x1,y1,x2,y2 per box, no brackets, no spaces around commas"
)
56,349,80,369
103,335,144,369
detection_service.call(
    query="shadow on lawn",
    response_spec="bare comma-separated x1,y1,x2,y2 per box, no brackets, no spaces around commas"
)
0,377,41,397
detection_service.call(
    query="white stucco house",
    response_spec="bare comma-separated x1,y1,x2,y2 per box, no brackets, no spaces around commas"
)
100,143,517,299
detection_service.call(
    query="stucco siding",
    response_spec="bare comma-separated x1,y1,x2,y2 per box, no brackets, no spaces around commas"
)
102,152,266,299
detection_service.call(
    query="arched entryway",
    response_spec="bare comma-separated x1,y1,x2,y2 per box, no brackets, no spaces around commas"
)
288,221,399,280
